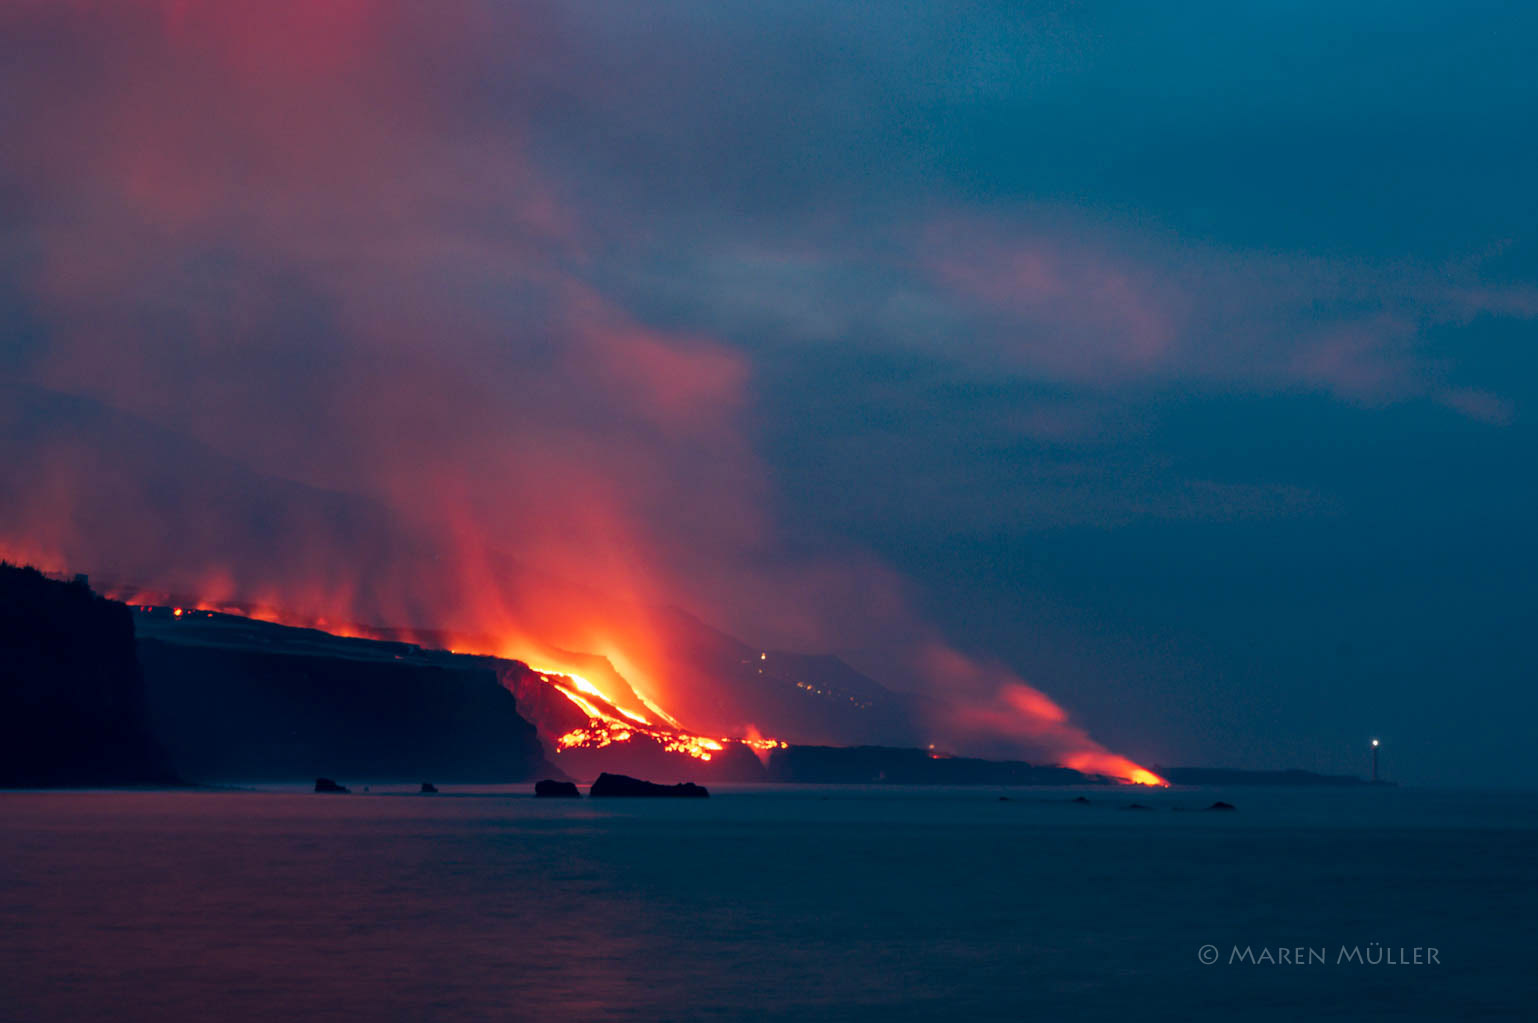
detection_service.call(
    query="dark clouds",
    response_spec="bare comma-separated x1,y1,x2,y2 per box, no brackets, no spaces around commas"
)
2,2,1536,782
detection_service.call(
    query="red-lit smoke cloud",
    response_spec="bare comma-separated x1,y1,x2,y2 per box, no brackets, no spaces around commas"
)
0,1,1158,778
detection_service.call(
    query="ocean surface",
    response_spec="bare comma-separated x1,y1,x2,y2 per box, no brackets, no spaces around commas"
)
2,785,1534,1022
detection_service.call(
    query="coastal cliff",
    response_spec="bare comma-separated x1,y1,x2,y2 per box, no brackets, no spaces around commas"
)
135,608,557,784
0,564,175,786
0,563,556,785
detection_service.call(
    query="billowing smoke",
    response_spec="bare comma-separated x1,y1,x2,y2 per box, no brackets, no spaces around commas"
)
0,2,1157,780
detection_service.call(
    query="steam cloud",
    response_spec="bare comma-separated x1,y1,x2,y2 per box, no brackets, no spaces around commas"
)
0,2,1155,779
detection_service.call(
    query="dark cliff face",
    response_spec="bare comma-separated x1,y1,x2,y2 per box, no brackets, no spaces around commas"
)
0,563,175,786
1,562,554,785
137,633,555,784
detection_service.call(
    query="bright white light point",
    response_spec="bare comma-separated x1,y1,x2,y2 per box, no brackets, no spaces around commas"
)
1371,739,1380,747
760,652,766,660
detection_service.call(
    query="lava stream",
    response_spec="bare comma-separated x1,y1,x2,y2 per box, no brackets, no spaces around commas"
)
533,669,784,762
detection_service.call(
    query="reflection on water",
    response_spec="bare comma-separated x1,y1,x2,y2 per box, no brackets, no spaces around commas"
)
1,786,1535,1022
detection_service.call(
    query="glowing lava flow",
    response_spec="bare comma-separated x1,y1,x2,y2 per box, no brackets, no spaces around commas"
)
104,582,785,765
533,669,785,762
103,586,1161,784
1064,751,1168,787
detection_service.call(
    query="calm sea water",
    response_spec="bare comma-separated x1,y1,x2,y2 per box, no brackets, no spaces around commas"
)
2,785,1535,1022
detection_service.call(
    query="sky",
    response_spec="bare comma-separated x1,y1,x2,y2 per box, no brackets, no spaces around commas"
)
2,1,1536,785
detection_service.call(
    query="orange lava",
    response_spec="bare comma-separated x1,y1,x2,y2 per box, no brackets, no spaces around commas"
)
1064,751,1168,787
103,585,1156,780
108,583,783,763
534,668,785,762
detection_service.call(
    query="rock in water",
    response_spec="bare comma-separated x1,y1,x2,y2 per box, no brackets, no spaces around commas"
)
314,777,349,793
419,782,438,794
588,772,709,798
1206,801,1237,811
534,779,580,798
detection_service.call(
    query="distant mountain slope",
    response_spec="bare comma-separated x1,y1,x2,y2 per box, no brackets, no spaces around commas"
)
0,563,175,786
642,606,922,746
768,745,1100,785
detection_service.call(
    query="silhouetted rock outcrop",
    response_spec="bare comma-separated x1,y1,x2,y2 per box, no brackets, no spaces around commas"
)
1207,801,1237,811
419,782,438,794
534,779,580,797
588,772,708,798
0,563,176,787
314,777,349,793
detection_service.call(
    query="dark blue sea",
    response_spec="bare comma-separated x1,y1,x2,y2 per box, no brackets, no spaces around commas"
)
3,785,1534,1021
